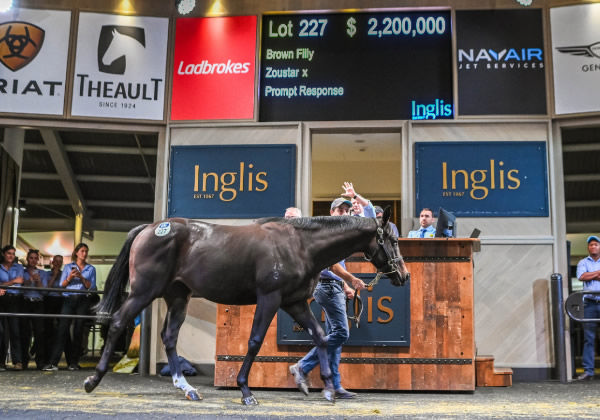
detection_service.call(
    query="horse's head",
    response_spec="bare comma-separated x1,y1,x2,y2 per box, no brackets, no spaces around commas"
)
365,206,410,286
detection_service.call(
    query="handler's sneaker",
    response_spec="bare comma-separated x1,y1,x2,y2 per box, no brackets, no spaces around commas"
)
335,388,357,399
42,364,58,371
289,364,309,395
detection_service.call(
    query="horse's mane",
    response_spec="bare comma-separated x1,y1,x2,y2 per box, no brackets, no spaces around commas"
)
256,216,377,233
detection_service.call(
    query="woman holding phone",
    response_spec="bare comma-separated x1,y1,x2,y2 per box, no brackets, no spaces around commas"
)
43,243,96,371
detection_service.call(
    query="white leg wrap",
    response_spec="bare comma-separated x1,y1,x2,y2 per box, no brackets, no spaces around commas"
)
172,374,196,394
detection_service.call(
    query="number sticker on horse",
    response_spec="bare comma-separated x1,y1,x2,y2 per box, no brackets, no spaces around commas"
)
155,222,171,237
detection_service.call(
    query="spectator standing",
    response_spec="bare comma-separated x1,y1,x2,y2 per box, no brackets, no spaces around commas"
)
575,235,600,381
44,243,96,371
0,245,25,370
284,207,302,219
44,255,64,366
21,249,48,370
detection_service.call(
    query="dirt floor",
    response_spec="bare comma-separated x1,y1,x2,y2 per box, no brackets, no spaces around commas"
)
0,366,599,419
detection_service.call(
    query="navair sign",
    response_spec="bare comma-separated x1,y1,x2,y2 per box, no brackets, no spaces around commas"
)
171,16,257,121
71,13,168,120
0,8,70,115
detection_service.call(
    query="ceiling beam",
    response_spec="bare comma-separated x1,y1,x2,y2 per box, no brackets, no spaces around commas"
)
39,129,87,217
567,221,600,233
562,143,600,152
18,217,149,232
564,174,600,182
23,143,157,155
566,200,600,208
21,197,153,209
22,172,152,184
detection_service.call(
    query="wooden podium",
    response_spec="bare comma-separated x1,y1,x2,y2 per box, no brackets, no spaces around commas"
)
214,238,478,391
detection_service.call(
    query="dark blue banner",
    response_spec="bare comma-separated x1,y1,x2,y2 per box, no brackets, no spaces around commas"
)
168,145,296,218
415,141,548,217
277,274,410,347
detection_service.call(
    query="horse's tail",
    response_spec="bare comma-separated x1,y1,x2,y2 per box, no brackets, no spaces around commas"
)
95,224,147,320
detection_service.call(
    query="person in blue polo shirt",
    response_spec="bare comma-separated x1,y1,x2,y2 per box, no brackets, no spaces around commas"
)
21,249,49,370
575,235,600,381
44,243,96,371
407,208,436,238
0,244,25,370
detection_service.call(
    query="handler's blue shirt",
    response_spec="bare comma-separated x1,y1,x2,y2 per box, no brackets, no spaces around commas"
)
23,268,49,300
320,260,346,283
0,262,24,295
577,255,600,300
60,262,96,297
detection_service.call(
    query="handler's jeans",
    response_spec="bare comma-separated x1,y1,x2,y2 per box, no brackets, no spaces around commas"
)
298,281,349,390
582,300,600,376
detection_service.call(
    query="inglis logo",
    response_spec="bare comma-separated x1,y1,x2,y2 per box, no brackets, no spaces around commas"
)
193,162,269,202
458,48,543,70
0,21,45,71
411,99,452,120
97,25,145,75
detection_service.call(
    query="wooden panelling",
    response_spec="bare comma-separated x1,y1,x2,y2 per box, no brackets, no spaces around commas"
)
215,238,477,391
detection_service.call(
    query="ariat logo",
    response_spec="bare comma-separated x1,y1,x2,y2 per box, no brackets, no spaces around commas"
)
97,25,145,75
0,21,45,72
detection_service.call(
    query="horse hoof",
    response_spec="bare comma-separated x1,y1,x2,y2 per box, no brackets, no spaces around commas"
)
185,390,203,401
241,395,259,406
322,388,335,403
84,376,97,393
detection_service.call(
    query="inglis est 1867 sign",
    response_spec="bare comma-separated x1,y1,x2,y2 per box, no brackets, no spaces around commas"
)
168,145,296,219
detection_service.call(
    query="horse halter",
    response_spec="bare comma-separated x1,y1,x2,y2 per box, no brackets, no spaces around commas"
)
348,224,405,328
363,226,404,287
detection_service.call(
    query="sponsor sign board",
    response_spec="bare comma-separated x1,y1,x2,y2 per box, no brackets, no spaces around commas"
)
71,12,168,120
551,3,600,115
168,145,296,219
277,273,410,346
171,16,257,120
456,9,547,115
259,11,453,121
415,142,549,217
0,8,70,115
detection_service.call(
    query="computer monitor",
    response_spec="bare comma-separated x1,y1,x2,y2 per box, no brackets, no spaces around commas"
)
435,207,456,238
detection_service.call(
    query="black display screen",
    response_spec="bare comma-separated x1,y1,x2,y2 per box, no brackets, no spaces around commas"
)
259,10,453,122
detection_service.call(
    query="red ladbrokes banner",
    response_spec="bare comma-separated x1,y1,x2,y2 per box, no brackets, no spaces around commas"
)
171,16,257,120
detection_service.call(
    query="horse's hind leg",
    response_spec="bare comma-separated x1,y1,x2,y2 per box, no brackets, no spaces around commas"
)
282,300,335,402
84,292,153,393
237,291,282,406
161,282,199,401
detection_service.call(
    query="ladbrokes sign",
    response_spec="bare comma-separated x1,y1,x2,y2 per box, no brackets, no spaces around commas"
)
71,13,168,120
0,8,70,115
171,16,257,121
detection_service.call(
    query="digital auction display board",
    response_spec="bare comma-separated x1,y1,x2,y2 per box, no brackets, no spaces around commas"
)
259,10,453,122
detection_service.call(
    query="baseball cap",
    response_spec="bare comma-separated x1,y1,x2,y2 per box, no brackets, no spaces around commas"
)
374,206,384,215
587,235,600,244
330,197,352,211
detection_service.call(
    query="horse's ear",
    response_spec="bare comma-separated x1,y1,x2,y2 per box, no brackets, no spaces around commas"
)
382,206,392,226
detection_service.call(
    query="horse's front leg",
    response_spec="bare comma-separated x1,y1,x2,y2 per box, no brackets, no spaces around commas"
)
161,285,200,401
282,301,335,402
237,291,281,406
